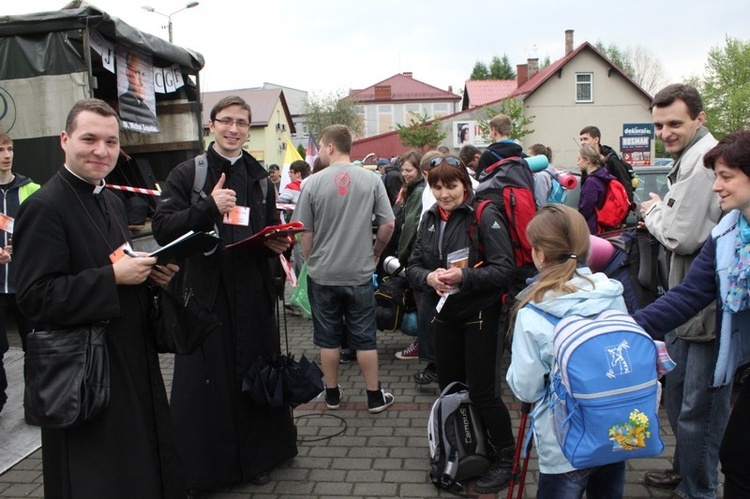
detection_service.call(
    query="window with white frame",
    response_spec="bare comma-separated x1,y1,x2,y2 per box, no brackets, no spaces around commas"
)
404,103,420,122
576,73,593,102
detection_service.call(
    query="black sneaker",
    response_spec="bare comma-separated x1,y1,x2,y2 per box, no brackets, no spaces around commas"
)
367,386,395,414
413,366,438,385
325,385,342,410
339,349,356,365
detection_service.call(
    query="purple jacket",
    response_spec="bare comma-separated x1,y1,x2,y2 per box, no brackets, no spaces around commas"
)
579,167,617,234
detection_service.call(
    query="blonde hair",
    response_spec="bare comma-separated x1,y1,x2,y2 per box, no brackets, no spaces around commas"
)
515,205,593,309
579,145,603,168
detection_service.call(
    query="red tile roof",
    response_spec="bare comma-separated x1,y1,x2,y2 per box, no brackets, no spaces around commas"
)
350,73,460,103
462,80,516,109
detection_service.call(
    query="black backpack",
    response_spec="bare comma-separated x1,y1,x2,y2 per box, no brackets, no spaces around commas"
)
598,228,668,313
428,382,491,495
374,272,416,332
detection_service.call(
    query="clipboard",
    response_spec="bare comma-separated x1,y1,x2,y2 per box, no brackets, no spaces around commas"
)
148,230,221,263
224,221,306,251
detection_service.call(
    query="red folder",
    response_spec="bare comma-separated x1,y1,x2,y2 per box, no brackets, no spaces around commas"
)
224,221,306,251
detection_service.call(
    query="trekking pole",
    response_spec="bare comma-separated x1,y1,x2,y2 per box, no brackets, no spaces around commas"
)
506,402,533,499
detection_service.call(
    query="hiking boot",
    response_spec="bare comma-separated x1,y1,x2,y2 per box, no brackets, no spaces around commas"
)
413,364,438,385
474,445,514,494
339,349,356,364
367,385,395,413
325,385,342,410
643,469,682,488
249,471,271,485
395,340,419,360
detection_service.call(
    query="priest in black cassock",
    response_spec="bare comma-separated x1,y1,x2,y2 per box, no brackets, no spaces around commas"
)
14,98,181,499
152,95,298,491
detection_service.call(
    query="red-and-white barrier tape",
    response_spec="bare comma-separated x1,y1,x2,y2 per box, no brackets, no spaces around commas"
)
106,184,162,196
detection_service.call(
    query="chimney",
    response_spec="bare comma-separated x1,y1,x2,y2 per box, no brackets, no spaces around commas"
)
528,58,539,78
448,85,453,93
374,85,392,100
565,29,574,55
402,72,413,78
516,64,529,87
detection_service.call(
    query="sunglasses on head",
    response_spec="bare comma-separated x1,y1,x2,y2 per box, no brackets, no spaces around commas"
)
429,157,462,169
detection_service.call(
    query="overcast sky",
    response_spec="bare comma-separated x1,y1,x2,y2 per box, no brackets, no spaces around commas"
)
8,0,750,96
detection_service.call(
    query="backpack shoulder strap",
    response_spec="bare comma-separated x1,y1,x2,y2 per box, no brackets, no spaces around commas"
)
525,304,561,326
260,175,268,206
191,153,209,206
469,199,492,258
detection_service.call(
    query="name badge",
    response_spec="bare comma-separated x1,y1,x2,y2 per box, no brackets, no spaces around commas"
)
0,213,14,234
223,206,250,226
109,242,133,264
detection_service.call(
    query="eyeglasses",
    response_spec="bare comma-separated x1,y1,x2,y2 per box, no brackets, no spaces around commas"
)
213,117,250,129
429,156,463,169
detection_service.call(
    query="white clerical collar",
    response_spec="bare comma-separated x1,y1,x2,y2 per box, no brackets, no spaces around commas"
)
212,146,243,165
63,164,106,193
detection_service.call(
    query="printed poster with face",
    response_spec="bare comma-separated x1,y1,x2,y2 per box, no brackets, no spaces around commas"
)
453,121,491,148
116,46,159,133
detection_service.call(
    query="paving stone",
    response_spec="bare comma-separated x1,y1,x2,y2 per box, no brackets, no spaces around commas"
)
0,284,730,498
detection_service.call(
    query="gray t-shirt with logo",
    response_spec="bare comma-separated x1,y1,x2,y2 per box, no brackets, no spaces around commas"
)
293,163,394,286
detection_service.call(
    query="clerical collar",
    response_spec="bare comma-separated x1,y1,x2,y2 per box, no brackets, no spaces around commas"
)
212,146,243,165
63,164,107,193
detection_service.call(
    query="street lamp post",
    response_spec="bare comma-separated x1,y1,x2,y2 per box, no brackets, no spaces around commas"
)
142,2,199,43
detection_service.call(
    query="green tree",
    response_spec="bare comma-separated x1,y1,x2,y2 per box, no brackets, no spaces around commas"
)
470,54,515,80
470,61,490,80
297,144,305,158
699,36,750,139
595,41,667,95
595,41,635,76
489,54,516,79
396,111,446,152
476,98,535,142
303,90,364,138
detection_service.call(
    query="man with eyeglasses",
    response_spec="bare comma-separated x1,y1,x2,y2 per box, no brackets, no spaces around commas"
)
152,95,298,492
118,51,158,130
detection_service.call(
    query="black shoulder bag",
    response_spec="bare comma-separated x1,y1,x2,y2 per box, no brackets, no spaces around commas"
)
24,324,110,428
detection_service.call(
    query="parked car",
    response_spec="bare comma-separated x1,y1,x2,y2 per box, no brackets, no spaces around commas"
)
561,166,672,226
653,158,675,167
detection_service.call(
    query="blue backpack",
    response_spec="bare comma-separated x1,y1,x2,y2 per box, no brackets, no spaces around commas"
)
528,306,664,468
546,175,567,204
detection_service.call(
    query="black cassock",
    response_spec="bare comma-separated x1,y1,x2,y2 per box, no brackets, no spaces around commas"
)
152,147,297,489
14,168,181,499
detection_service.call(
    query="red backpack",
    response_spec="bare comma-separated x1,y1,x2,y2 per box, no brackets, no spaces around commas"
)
474,156,537,268
595,178,630,233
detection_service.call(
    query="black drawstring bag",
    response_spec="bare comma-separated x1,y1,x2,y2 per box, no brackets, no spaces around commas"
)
152,280,221,355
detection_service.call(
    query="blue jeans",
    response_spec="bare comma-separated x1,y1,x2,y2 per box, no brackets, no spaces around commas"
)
308,277,378,350
665,332,732,499
537,462,625,499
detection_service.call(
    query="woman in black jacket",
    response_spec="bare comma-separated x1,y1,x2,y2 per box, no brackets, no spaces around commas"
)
407,154,517,494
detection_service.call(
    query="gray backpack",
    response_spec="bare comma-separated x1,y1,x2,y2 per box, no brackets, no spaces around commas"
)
428,381,490,494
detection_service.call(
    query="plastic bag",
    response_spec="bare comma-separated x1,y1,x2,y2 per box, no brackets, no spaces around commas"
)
289,262,311,319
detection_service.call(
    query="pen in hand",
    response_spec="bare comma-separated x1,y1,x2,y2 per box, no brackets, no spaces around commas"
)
124,248,163,270
123,248,141,258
